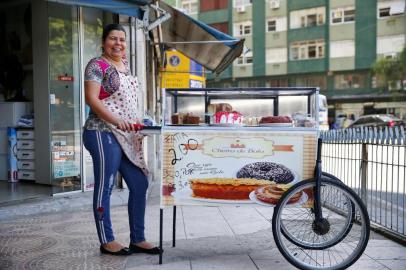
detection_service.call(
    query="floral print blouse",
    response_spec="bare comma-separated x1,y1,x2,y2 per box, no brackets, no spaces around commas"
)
83,57,131,131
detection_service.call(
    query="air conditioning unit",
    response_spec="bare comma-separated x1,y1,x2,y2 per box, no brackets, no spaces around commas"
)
270,0,280,9
236,6,246,13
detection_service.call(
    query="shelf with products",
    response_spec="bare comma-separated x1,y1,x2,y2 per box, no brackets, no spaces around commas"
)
162,87,321,130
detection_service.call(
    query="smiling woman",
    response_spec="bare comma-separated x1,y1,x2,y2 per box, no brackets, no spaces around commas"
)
82,23,161,256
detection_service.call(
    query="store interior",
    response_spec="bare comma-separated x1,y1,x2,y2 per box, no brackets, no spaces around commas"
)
0,1,55,203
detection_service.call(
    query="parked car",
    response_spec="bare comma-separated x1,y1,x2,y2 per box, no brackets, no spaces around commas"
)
347,114,404,128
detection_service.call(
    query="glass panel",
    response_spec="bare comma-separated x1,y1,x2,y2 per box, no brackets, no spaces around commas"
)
48,3,81,193
81,8,116,191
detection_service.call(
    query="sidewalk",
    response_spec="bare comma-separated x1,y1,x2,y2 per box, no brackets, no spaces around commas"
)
1,181,405,270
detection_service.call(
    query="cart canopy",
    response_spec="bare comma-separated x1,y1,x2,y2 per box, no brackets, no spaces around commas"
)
47,0,244,74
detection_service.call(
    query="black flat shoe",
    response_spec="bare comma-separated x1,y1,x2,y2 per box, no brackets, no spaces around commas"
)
129,243,162,255
100,245,132,256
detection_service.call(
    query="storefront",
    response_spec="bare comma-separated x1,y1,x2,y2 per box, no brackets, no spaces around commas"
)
0,0,243,202
0,0,142,200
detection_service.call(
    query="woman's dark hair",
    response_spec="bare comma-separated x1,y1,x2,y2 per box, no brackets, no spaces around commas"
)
102,23,126,42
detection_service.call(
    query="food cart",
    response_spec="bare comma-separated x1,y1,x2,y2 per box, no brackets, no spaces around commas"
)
148,87,371,270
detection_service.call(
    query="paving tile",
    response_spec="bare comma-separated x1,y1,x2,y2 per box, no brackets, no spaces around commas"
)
254,259,297,270
348,259,390,269
1,181,405,270
367,239,405,248
126,259,191,270
191,254,257,270
218,206,271,235
364,246,406,260
378,259,406,270
253,206,274,220
249,248,286,260
181,206,234,239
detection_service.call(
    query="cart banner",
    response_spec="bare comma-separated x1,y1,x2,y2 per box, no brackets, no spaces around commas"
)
161,130,317,207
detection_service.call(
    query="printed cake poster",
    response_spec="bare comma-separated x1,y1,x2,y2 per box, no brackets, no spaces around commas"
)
161,130,317,207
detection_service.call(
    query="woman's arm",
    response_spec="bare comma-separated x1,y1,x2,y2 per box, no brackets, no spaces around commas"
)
85,81,135,131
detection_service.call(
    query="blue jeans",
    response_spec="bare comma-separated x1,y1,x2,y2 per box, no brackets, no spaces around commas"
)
83,129,148,244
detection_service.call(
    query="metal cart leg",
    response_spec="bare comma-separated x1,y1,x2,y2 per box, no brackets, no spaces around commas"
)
159,208,163,264
173,206,176,247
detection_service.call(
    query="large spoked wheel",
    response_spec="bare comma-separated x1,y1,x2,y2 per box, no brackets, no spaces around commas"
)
280,177,355,249
272,178,370,270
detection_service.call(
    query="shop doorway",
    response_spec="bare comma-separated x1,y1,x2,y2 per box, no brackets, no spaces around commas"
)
0,1,52,203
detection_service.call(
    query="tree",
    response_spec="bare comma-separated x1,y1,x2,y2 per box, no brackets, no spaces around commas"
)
372,45,406,90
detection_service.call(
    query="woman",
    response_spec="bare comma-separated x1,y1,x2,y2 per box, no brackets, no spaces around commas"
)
83,23,160,256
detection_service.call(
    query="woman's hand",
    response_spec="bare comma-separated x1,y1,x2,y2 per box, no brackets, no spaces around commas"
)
114,118,135,132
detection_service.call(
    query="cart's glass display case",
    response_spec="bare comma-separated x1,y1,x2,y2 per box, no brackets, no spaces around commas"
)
162,88,320,130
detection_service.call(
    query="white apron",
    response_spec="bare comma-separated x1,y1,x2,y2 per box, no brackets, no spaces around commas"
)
101,72,148,176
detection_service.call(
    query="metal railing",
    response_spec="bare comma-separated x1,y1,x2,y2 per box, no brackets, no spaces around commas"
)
321,126,406,241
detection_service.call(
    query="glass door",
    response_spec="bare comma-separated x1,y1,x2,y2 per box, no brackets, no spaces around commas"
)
81,8,116,191
48,3,81,194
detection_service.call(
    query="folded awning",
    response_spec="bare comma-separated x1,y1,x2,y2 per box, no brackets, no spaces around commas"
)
47,0,244,74
47,0,151,17
154,2,244,74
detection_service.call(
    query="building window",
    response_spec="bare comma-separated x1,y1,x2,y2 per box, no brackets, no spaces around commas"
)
181,0,198,15
377,35,405,55
331,7,355,24
378,1,405,18
235,51,253,65
266,48,287,63
334,74,366,89
267,20,276,31
330,40,355,58
266,17,287,32
290,40,324,60
234,0,252,8
290,7,325,29
200,0,228,12
210,22,228,34
234,21,252,36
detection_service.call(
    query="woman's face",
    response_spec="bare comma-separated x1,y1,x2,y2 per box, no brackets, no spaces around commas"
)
102,30,126,60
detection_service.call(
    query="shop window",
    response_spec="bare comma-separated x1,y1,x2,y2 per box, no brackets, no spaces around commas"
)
290,40,324,60
290,7,325,29
294,76,326,90
378,1,405,18
181,0,198,15
234,21,252,36
210,22,228,34
266,78,288,87
200,0,228,12
334,74,366,89
331,7,355,24
235,51,253,65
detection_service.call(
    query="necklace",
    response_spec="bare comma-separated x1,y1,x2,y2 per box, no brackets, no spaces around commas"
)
102,55,126,72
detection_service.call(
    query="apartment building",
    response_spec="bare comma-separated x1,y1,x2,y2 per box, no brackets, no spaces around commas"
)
164,0,406,119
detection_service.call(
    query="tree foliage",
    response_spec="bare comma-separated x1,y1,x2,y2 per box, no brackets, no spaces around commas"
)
372,45,406,90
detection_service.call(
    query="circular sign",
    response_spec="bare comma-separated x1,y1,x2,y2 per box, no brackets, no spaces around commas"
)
169,55,180,67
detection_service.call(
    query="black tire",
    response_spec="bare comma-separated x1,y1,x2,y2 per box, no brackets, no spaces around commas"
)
322,172,341,182
272,178,370,270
